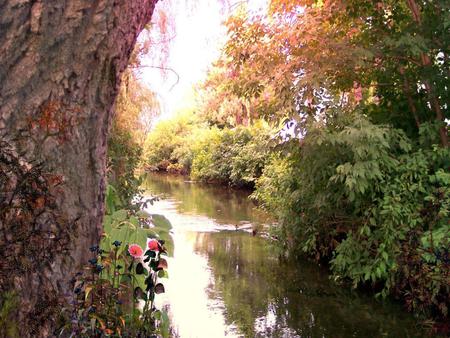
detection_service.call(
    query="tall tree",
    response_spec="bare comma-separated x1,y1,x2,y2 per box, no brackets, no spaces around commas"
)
0,1,158,336
220,0,449,144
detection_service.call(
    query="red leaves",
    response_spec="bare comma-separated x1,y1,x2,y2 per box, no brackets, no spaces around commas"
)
157,258,168,270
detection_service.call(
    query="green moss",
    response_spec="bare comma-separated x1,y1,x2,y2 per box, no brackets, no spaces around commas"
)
0,292,19,338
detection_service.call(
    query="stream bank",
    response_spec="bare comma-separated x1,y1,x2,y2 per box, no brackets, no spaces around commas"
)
143,173,424,338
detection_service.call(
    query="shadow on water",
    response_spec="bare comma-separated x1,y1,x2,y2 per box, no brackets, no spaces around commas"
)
143,173,424,338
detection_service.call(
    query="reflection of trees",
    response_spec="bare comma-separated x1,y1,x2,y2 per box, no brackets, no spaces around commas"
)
143,174,422,337
195,232,279,337
194,232,422,338
143,174,270,225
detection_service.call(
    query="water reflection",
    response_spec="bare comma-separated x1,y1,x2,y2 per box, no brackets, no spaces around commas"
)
192,231,422,338
143,174,423,338
142,173,271,228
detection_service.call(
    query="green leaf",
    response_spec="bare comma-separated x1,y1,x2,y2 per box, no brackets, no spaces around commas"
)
158,270,169,279
111,209,128,223
153,310,162,320
136,210,152,218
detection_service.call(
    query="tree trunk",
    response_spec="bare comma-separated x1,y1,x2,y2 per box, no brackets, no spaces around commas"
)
406,0,449,147
0,0,158,336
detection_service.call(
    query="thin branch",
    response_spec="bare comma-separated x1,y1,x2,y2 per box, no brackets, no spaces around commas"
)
149,34,177,45
229,1,248,13
130,64,180,91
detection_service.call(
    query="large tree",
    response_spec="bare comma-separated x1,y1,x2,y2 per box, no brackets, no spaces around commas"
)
219,0,449,145
0,1,158,336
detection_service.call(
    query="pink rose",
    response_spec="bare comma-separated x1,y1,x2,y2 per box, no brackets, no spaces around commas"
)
148,239,160,251
128,244,143,258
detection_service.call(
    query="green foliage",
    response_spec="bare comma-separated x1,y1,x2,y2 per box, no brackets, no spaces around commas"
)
254,116,450,320
144,112,274,187
102,185,173,256
189,122,273,186
107,67,159,207
143,110,199,173
0,292,19,338
107,126,143,206
59,186,173,337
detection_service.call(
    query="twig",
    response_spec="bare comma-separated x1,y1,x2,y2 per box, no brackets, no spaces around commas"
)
129,64,180,91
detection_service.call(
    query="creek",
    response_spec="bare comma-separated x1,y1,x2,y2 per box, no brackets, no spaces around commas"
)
142,173,423,338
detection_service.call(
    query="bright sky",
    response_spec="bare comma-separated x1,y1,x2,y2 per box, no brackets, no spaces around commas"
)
140,0,268,122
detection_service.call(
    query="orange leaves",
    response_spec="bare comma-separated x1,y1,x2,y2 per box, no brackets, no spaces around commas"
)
34,196,45,209
201,0,382,125
269,0,309,14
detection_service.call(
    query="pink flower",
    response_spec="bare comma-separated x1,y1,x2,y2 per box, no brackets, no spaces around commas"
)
148,239,160,251
128,244,143,258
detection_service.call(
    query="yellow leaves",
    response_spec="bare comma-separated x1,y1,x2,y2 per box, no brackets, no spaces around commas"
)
85,285,93,301
91,315,106,330
114,69,160,146
119,316,126,328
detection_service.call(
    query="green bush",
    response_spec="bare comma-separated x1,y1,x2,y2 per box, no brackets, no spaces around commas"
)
254,116,450,319
107,126,143,206
143,111,199,173
229,121,272,186
190,126,228,183
190,123,272,187
144,112,274,187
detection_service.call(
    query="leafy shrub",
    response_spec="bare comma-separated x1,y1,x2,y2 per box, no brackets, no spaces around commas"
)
143,111,199,173
254,116,450,321
189,122,273,187
144,111,274,187
229,121,272,186
190,127,232,184
107,126,143,206
59,186,172,337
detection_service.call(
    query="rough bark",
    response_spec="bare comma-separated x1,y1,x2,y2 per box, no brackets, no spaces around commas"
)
0,0,158,336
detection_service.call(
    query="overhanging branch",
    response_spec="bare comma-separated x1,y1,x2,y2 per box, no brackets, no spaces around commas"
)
129,64,180,91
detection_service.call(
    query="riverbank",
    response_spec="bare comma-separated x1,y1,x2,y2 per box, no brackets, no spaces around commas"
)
142,173,428,337
143,168,257,191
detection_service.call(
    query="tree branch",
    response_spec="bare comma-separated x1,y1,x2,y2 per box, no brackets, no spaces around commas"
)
130,64,180,91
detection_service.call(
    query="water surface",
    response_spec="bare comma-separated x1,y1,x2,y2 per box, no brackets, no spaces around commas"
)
143,173,422,338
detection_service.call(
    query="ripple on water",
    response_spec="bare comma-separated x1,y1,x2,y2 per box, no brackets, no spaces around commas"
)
144,173,425,338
